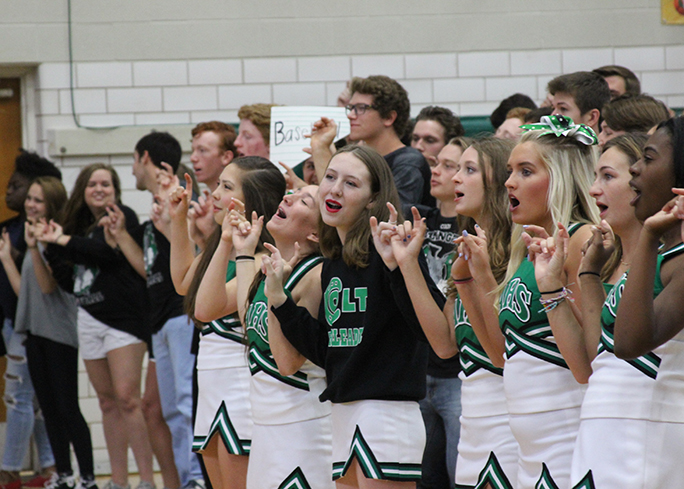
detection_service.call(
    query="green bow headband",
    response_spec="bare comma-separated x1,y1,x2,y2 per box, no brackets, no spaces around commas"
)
520,115,598,145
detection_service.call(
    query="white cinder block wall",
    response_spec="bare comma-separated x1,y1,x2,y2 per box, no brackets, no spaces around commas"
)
2,0,683,476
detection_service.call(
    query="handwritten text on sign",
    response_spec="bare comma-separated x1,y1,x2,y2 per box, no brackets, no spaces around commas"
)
269,106,350,170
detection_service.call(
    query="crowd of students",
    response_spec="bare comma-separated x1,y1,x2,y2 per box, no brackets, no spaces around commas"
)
0,63,682,489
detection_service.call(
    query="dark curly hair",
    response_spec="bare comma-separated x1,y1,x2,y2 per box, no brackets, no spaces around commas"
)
350,76,411,139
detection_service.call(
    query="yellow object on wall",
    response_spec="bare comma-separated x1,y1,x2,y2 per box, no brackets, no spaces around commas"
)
663,0,684,24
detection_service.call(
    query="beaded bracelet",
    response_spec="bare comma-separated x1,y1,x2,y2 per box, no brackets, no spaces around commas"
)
538,286,574,314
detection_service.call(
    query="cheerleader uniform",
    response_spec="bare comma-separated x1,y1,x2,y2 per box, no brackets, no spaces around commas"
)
570,243,684,488
244,255,333,489
497,224,585,488
454,296,517,489
192,261,252,457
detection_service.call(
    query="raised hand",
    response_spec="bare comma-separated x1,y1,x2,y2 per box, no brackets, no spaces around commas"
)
104,204,126,237
671,188,684,243
305,117,338,152
167,173,192,222
230,206,263,255
262,242,288,307
24,219,39,249
579,220,615,275
643,196,680,239
390,206,427,268
157,162,180,196
39,220,65,244
524,223,568,291
187,189,215,247
279,161,307,190
459,225,492,282
0,229,12,261
370,202,400,270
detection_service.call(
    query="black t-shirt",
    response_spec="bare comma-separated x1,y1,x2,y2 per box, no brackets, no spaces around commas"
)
131,222,185,334
416,205,461,378
384,146,435,209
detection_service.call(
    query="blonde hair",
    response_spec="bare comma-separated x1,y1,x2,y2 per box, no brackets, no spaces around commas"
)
499,130,600,295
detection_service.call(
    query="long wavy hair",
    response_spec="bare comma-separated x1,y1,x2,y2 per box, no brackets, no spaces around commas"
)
30,176,68,223
184,157,286,326
448,137,514,297
62,163,122,237
500,130,600,294
599,133,649,281
318,144,402,269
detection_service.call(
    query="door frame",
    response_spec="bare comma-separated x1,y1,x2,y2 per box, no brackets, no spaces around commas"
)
0,65,38,152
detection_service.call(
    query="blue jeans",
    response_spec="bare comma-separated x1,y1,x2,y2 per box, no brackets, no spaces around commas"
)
418,375,462,489
2,319,54,471
152,315,202,486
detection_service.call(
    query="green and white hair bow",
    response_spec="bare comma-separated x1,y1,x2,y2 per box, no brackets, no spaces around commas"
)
520,115,598,146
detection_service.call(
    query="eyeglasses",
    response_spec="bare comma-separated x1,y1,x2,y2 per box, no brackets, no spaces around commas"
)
345,103,377,116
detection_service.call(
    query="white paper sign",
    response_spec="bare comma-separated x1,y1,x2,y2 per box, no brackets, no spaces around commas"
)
269,106,350,170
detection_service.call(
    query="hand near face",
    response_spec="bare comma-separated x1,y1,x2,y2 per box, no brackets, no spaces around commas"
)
580,220,615,275
389,206,427,268
643,196,680,239
370,203,400,270
522,223,568,291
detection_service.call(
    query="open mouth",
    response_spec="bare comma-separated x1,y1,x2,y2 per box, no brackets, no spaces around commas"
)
629,185,641,206
454,191,464,201
276,206,287,219
325,199,342,213
509,195,520,210
596,203,608,215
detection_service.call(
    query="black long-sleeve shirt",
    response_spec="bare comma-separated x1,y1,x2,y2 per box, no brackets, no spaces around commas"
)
273,243,445,403
46,205,150,341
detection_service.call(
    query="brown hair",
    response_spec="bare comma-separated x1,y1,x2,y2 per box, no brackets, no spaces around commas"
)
599,133,649,281
448,137,514,296
62,163,122,236
506,107,532,121
30,176,68,223
237,104,276,143
184,157,286,326
350,76,411,139
191,121,238,156
319,144,402,268
592,65,641,97
547,71,610,117
415,106,465,142
602,94,670,133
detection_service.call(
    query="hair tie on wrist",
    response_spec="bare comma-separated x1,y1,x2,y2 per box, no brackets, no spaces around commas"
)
578,271,600,278
451,276,474,284
235,255,255,262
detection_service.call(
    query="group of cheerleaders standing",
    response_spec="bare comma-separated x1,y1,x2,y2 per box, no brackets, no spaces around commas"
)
161,113,684,489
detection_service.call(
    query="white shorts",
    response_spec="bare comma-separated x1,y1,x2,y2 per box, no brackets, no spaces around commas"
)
247,417,334,489
509,407,580,489
77,307,142,360
331,400,425,483
193,366,252,455
456,413,518,489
